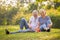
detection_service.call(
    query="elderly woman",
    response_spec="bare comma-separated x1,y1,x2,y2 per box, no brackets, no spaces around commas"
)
5,10,39,34
37,9,52,32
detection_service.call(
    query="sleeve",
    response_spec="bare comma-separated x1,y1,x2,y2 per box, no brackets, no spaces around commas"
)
38,17,40,22
29,16,33,22
47,16,52,24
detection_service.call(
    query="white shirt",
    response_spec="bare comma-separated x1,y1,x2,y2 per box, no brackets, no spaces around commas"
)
29,16,38,30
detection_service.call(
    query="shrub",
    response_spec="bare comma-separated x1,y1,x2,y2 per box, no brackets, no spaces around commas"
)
50,15,60,28
57,6,60,11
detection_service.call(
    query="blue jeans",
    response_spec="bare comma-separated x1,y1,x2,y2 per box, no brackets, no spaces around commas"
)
10,18,35,34
20,18,29,29
10,29,35,34
40,20,51,31
40,24,47,31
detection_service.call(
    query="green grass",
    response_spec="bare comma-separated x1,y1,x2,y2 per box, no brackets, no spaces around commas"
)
0,25,60,40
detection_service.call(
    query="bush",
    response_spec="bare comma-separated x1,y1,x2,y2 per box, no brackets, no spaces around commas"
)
50,15,60,28
57,6,60,11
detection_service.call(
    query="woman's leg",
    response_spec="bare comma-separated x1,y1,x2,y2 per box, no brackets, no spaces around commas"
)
40,24,50,32
40,24,47,32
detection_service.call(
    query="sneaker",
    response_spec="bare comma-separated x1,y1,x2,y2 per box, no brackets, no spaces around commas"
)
46,29,50,32
5,29,10,34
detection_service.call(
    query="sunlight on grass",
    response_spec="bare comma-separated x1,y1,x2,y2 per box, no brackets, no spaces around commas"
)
0,25,60,40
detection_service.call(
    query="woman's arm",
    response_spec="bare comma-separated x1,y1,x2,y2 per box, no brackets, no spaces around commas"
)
28,21,32,29
48,22,52,28
47,16,53,28
35,22,40,32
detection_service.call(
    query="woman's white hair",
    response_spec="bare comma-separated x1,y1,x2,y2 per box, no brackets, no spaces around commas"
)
39,9,46,14
32,10,38,14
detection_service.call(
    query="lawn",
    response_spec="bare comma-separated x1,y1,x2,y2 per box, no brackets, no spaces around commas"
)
0,25,60,40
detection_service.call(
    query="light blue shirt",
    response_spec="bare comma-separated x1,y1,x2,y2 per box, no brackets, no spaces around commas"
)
38,16,52,27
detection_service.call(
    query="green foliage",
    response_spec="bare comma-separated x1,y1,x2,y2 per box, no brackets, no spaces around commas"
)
0,0,60,28
28,3,38,12
7,7,19,25
2,18,7,25
54,0,60,2
0,6,19,25
54,2,60,9
57,6,60,11
46,5,51,9
36,0,46,2
49,13,60,28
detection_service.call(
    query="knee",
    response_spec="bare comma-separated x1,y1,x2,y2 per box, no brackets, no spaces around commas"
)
21,18,26,22
40,24,46,29
42,24,46,27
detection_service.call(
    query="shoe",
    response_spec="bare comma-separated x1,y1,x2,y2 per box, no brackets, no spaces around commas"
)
46,29,50,32
5,29,10,34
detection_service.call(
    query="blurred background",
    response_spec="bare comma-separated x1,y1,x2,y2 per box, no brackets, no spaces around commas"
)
0,0,60,28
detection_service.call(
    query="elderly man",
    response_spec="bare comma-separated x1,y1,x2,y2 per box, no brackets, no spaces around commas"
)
6,10,39,34
37,9,52,32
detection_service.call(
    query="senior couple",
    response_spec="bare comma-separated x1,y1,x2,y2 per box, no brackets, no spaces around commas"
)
6,9,52,34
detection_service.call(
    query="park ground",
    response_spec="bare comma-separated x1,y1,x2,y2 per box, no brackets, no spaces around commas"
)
0,25,60,40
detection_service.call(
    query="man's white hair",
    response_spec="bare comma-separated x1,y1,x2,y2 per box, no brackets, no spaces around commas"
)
32,10,38,14
39,9,46,14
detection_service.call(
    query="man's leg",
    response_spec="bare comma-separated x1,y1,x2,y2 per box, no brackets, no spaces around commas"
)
20,18,29,30
24,19,29,29
10,30,27,34
6,28,33,34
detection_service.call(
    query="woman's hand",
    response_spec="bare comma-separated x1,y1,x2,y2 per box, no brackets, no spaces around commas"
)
35,27,40,32
28,24,32,29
